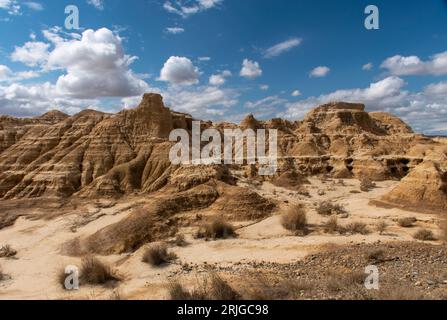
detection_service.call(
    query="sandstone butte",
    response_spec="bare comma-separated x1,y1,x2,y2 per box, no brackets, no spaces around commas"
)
0,93,446,216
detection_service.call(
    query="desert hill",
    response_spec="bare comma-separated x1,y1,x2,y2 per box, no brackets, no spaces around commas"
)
0,93,445,212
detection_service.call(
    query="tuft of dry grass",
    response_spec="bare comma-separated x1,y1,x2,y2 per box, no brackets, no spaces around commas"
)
378,286,424,300
376,221,388,235
168,274,240,300
195,218,236,240
366,249,385,262
325,271,365,293
0,244,17,258
174,234,188,247
323,216,344,234
281,205,308,236
398,217,417,228
80,256,120,285
142,243,177,267
316,201,347,216
413,229,436,241
360,178,376,192
242,276,313,300
0,265,5,282
345,222,370,235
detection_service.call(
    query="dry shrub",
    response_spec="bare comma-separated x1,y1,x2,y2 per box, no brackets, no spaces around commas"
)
169,274,240,300
378,286,424,300
398,217,417,228
195,218,236,240
323,216,343,234
366,249,385,262
0,245,17,258
80,256,120,285
360,178,376,192
0,265,5,281
413,229,436,241
316,201,347,216
345,222,370,235
243,276,312,300
174,234,188,247
376,221,388,235
142,243,177,267
325,271,365,292
281,205,308,235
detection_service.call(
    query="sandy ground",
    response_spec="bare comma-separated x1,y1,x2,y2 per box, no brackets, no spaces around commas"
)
0,178,444,300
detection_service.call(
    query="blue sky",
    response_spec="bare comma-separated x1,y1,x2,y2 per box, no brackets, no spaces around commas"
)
1,0,447,134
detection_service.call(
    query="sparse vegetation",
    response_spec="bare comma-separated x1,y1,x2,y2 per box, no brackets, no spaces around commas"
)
195,218,236,240
0,245,17,258
413,229,436,241
366,249,385,262
360,178,376,192
174,234,188,247
316,201,347,216
378,286,424,300
345,222,370,235
142,243,177,266
325,271,365,292
376,221,388,235
80,256,120,285
0,265,5,281
398,217,417,228
281,205,308,236
169,274,240,300
323,216,342,234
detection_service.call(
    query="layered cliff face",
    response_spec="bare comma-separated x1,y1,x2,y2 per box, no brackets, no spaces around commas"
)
0,94,445,203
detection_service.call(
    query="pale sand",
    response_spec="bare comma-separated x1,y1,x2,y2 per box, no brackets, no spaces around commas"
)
0,178,443,300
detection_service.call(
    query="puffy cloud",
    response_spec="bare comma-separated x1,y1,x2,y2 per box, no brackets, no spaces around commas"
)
165,27,185,34
260,84,269,91
162,85,238,117
87,0,104,10
11,41,50,67
424,81,447,96
209,70,231,86
291,90,301,97
0,82,95,117
0,65,40,83
158,56,199,85
264,38,302,58
163,0,222,18
362,62,373,71
46,28,148,98
240,59,262,79
381,51,447,76
310,66,330,78
280,76,447,135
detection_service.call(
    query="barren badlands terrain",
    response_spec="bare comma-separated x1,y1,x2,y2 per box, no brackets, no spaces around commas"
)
0,93,446,300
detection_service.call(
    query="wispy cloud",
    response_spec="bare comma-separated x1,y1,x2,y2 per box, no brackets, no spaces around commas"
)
165,27,185,34
263,38,302,58
163,0,222,18
87,0,104,10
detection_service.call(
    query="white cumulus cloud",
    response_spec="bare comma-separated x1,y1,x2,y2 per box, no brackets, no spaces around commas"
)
209,70,231,86
381,51,447,76
159,56,200,85
240,59,262,79
310,66,330,78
